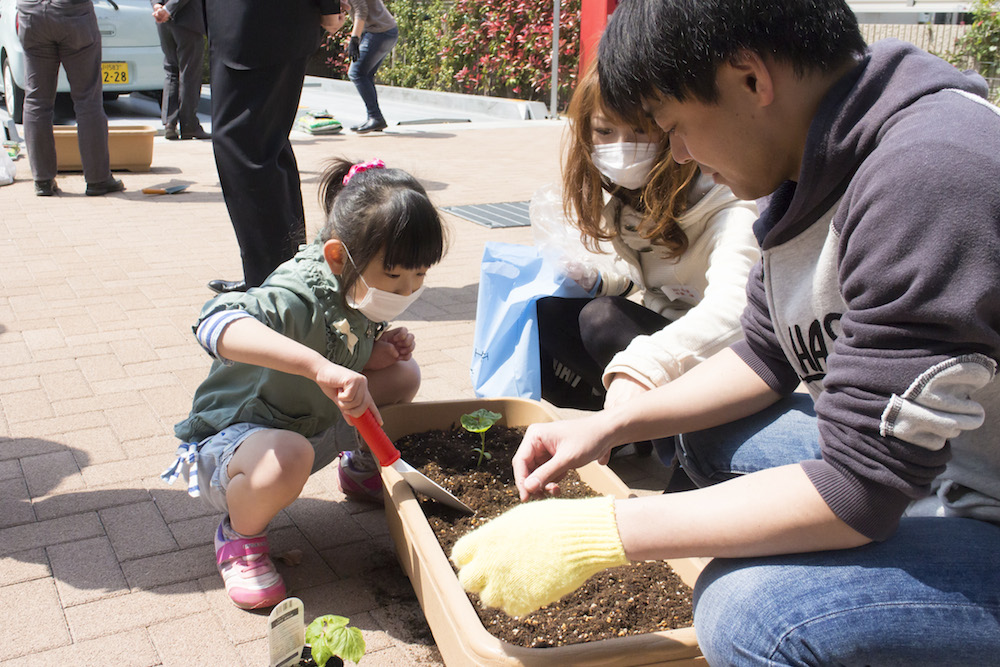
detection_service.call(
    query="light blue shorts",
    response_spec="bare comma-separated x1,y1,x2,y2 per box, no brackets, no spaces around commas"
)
161,420,355,514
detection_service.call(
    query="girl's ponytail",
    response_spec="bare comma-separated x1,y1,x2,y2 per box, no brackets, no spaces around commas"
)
318,158,355,217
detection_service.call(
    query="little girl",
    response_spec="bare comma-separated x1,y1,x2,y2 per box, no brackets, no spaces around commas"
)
162,157,445,610
536,62,760,418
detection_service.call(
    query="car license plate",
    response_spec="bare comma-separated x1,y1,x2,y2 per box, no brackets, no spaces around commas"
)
101,62,129,85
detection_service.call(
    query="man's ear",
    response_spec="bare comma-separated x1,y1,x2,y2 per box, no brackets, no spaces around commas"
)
725,49,776,107
323,239,346,274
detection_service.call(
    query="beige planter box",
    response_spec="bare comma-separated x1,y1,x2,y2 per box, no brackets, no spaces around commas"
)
54,124,154,172
379,397,707,666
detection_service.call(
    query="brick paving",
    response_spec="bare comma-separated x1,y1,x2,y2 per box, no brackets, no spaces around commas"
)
0,110,672,666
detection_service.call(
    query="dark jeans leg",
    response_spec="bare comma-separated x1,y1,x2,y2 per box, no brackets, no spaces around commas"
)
210,56,307,286
347,28,398,121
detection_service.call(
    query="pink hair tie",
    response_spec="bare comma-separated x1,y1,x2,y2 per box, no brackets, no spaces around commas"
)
343,159,386,185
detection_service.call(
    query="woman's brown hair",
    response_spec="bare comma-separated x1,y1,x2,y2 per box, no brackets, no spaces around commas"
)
562,60,697,260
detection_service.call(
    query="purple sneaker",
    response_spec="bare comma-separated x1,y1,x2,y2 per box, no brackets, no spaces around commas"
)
338,451,383,503
214,521,286,609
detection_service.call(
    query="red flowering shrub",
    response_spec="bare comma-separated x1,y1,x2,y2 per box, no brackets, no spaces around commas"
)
442,0,580,106
309,0,581,110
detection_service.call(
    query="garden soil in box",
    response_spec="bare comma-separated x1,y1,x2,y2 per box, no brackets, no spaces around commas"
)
379,398,705,666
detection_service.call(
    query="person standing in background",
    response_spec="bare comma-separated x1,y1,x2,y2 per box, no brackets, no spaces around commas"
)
204,0,346,294
16,0,125,197
346,0,397,134
151,0,210,141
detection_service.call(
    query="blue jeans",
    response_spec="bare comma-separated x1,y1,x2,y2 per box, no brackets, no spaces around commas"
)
661,395,1000,665
347,28,398,121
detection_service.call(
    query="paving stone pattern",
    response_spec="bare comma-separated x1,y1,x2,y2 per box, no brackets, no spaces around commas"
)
0,118,672,666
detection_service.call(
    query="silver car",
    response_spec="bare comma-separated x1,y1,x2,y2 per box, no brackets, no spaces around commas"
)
0,0,163,123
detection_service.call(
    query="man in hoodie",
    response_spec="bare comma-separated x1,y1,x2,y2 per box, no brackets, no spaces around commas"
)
448,0,1000,663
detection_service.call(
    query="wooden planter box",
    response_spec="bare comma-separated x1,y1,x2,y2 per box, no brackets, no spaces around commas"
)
379,397,707,666
54,124,154,172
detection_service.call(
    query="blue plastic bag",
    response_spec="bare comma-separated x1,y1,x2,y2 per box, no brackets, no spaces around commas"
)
470,242,591,400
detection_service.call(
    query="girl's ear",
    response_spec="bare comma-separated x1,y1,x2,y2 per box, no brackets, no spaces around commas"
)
323,239,346,274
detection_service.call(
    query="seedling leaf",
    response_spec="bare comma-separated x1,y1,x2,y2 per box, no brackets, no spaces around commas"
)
461,409,503,467
460,409,502,433
305,615,366,665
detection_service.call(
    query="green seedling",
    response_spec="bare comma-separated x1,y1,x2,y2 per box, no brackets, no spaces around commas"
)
305,615,366,666
461,409,503,467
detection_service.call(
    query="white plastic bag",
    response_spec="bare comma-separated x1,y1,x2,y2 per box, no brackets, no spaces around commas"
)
529,183,619,291
0,148,15,186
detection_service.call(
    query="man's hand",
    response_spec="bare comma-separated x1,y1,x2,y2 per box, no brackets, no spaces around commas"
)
513,414,617,501
604,373,649,409
451,496,628,617
321,12,347,34
152,3,171,22
348,35,361,61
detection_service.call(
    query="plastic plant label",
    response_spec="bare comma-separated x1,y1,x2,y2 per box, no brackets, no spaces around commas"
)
269,597,306,667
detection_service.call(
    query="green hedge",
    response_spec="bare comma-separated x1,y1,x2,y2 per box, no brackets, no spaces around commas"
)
309,0,581,110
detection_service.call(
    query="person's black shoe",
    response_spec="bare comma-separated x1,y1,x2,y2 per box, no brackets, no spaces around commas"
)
208,279,248,294
34,179,59,196
164,125,180,140
85,178,125,196
349,123,362,132
181,126,211,140
354,118,387,134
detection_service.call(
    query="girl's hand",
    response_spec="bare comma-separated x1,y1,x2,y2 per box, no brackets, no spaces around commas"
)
314,362,375,419
365,327,415,370
381,327,415,360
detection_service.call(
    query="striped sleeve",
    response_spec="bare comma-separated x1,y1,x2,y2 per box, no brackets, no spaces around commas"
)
195,310,254,364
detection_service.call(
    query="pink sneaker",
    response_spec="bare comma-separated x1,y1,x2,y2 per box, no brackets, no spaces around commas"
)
338,451,384,503
214,521,286,609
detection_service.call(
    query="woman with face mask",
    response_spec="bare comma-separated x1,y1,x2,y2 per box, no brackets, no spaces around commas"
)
535,62,760,468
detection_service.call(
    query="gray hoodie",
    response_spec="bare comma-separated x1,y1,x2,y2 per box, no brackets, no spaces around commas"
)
732,39,1000,540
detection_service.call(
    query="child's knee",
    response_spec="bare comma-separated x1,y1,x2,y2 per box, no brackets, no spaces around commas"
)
232,430,315,485
395,357,421,400
368,357,421,405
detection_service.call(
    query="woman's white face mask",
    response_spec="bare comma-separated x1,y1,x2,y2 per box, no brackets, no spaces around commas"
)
591,142,659,190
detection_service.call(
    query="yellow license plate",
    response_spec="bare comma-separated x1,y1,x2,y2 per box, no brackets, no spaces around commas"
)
101,62,129,85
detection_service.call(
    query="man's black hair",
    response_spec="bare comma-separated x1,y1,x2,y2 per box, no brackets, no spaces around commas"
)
599,0,867,113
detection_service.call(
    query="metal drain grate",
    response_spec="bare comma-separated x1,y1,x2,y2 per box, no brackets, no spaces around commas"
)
441,201,531,228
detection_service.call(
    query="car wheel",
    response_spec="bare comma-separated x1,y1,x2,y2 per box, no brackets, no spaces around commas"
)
3,58,25,124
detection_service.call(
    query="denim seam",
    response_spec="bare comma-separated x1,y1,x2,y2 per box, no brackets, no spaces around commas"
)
767,600,1000,662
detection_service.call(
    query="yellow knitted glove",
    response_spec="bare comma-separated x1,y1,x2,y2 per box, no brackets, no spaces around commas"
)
450,496,628,617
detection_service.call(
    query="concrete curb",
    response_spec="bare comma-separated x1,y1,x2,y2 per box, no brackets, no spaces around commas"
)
305,76,552,121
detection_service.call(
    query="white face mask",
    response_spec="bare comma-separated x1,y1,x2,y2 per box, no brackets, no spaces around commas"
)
591,142,660,190
347,278,425,322
341,244,425,322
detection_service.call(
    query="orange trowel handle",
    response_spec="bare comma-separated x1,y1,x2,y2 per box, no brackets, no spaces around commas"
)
348,409,402,467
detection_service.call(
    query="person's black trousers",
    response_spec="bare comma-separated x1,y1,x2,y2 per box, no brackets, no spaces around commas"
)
537,295,669,410
209,56,309,287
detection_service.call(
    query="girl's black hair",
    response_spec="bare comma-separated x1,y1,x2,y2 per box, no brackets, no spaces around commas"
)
317,158,447,297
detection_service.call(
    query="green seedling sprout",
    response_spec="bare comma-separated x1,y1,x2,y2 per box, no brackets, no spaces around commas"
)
461,409,503,467
305,615,366,666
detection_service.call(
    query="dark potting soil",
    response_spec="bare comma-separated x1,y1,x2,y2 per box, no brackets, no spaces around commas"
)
396,424,694,649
